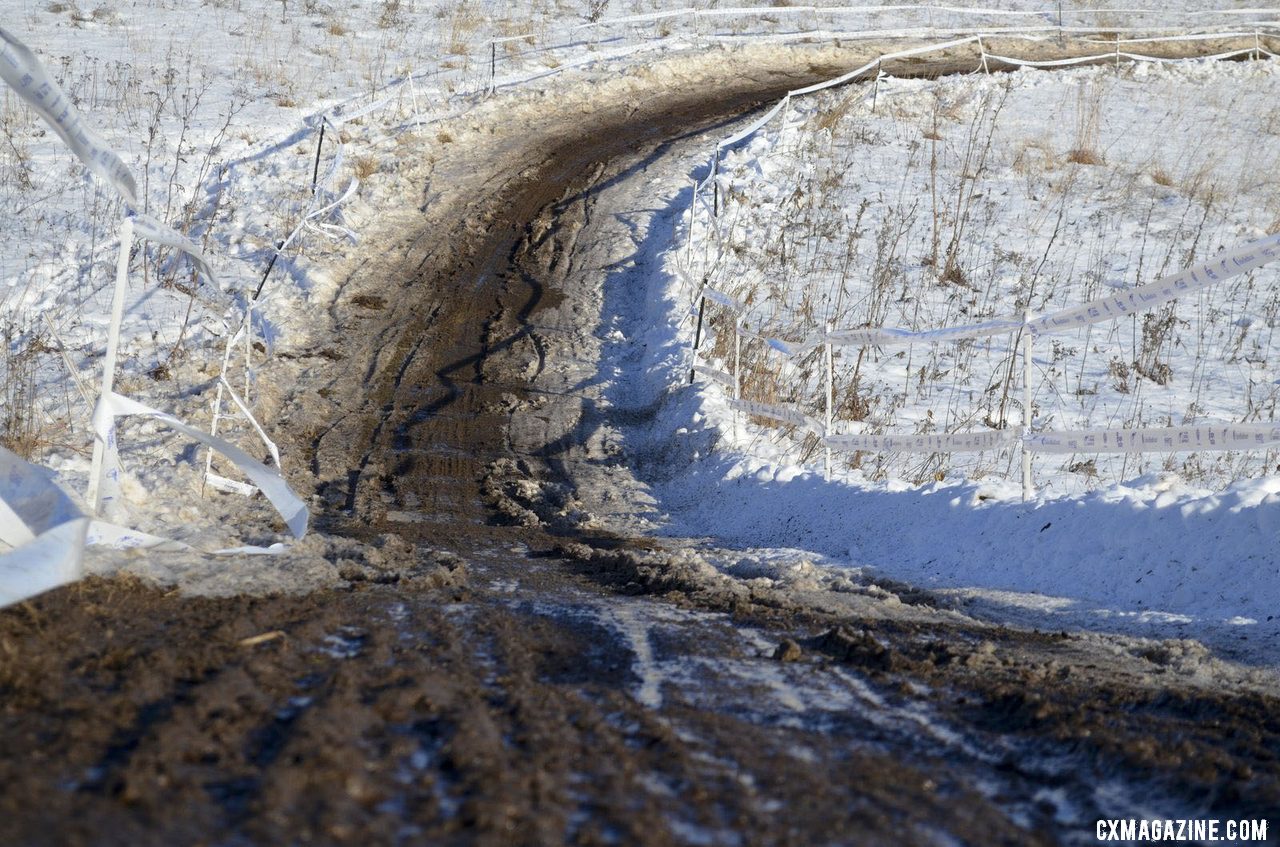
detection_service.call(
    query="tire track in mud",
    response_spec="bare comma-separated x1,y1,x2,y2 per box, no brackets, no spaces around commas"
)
320,32,1280,839
2,38,1278,845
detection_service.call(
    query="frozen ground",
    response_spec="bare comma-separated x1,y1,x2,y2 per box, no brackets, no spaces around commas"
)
1,3,1279,665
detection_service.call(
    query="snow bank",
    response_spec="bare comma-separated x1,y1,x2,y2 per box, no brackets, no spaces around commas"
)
625,51,1280,657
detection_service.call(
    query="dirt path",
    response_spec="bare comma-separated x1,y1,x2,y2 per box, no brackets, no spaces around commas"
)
2,38,1278,846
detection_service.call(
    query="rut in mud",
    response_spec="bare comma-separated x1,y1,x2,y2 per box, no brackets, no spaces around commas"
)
2,39,1279,846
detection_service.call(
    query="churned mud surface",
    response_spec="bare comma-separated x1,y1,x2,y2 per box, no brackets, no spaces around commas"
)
3,39,1279,845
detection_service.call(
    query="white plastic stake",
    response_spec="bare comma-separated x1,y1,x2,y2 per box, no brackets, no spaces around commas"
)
406,72,422,127
205,314,248,495
712,150,720,217
244,296,253,402
87,217,134,514
823,327,834,478
1021,313,1034,502
777,94,791,148
42,314,95,410
734,321,742,431
686,177,698,269
203,379,225,495
733,322,742,402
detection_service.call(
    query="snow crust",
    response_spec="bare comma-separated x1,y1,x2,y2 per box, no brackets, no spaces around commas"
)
640,55,1280,658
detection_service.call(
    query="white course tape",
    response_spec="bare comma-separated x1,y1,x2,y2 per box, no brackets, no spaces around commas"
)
0,518,88,608
86,520,191,552
711,233,1280,357
87,219,134,519
0,26,138,206
1087,29,1275,44
701,285,750,313
0,497,35,548
0,445,84,540
295,176,360,244
583,5,1275,33
692,365,734,388
202,173,359,496
986,51,1117,68
825,317,1025,348
1030,232,1280,335
732,322,820,356
86,519,289,555
1120,48,1253,64
219,376,282,470
1025,424,1280,454
326,95,397,127
719,94,793,150
765,335,821,357
792,36,980,97
695,6,819,18
93,392,309,538
131,212,228,302
0,432,288,603
205,472,258,497
824,429,1019,454
0,445,88,607
729,399,825,435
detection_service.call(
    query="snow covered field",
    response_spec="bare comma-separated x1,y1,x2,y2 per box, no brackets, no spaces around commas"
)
3,2,1280,659
684,58,1280,495
648,46,1280,655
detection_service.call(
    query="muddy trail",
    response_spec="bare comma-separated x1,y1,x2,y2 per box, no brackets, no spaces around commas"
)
3,40,1280,846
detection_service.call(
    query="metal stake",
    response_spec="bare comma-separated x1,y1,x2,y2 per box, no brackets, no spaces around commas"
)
689,293,706,385
310,121,325,195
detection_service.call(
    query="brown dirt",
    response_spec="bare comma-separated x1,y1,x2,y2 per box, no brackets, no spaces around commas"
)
3,38,1279,846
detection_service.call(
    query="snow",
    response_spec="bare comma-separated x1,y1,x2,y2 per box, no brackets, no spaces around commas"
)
2,2,1280,662
636,48,1280,659
683,59,1280,495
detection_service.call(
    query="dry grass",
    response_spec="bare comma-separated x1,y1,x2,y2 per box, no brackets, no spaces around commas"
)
353,155,379,180
1065,147,1104,166
1065,83,1104,167
440,0,483,56
1,321,48,460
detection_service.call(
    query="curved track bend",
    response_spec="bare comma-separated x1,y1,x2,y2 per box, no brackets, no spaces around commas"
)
1,37,1277,846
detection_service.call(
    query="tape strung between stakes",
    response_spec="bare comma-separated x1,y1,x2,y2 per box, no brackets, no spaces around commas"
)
0,446,87,607
0,25,137,205
92,391,309,539
0,26,311,565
